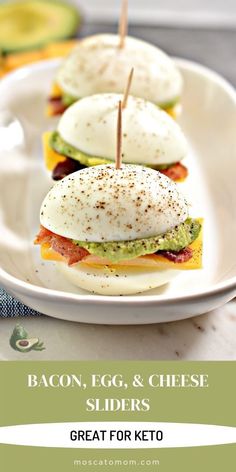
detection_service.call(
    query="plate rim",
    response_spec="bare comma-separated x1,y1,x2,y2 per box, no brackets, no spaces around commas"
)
0,57,236,306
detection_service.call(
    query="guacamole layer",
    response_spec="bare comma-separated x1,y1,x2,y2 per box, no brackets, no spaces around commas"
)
61,93,179,112
73,219,201,263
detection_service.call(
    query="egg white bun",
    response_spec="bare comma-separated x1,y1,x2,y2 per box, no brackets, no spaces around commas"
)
56,34,182,106
40,165,189,242
57,262,179,295
58,94,188,166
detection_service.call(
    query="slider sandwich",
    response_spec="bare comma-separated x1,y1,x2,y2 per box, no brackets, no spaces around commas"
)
47,34,183,118
35,164,202,295
44,93,188,182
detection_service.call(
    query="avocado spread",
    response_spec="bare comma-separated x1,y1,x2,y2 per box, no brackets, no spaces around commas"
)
62,93,78,107
73,219,201,263
50,131,112,167
60,95,179,111
159,97,179,111
50,131,174,170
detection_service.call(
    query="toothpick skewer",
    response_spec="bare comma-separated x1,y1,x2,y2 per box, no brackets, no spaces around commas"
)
118,0,128,49
116,101,123,170
122,67,134,108
0,50,4,68
116,69,133,168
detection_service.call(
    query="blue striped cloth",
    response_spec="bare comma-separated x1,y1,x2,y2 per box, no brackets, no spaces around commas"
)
0,288,42,317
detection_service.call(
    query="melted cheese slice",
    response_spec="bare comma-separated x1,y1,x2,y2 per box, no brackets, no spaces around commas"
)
41,243,65,262
50,82,63,98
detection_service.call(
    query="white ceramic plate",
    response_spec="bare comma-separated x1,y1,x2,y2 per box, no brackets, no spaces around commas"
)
0,59,236,324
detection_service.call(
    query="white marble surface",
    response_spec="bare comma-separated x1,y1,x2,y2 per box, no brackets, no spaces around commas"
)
1,302,236,360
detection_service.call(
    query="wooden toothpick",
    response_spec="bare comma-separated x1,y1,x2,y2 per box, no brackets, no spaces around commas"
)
122,67,134,108
116,101,123,170
118,0,128,49
0,49,4,68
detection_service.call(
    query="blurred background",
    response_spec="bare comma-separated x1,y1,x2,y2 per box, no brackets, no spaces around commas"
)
78,0,236,84
71,0,236,28
0,0,235,84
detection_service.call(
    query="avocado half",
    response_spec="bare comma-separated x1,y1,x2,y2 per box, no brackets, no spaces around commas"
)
15,338,39,353
0,0,81,54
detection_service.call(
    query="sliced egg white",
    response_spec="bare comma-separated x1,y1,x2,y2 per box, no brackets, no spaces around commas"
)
57,34,183,106
58,94,188,166
40,164,189,242
57,262,179,295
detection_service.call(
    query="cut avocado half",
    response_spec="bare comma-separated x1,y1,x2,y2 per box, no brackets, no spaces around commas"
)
15,338,39,353
50,131,174,170
74,219,202,263
0,1,81,54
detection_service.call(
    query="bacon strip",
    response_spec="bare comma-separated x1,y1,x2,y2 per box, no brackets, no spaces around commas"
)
35,226,54,244
52,157,85,181
48,96,67,116
35,226,89,266
160,162,188,181
158,247,193,263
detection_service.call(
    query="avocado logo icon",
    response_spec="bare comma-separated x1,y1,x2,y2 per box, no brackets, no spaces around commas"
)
9,324,45,353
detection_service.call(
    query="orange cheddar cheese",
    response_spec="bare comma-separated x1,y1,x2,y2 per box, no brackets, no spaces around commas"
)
41,243,65,262
42,131,66,171
44,40,79,59
50,82,63,98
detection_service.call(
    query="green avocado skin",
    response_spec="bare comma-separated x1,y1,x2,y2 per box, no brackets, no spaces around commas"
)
9,324,28,349
50,132,174,170
74,219,201,263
